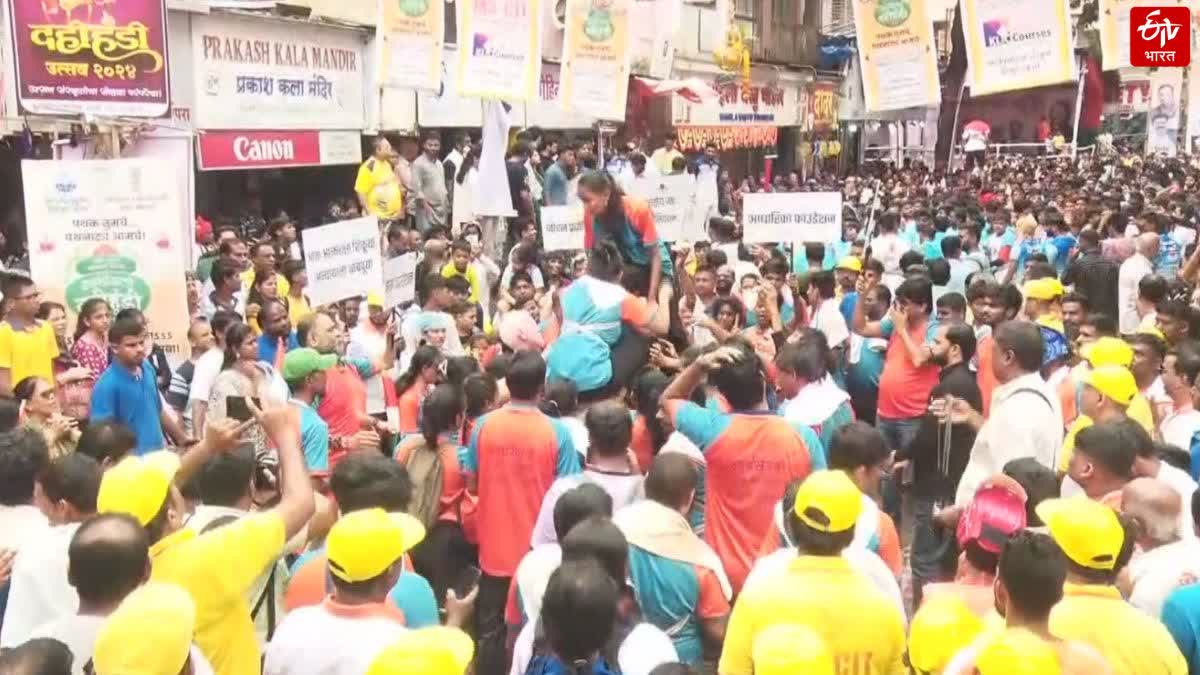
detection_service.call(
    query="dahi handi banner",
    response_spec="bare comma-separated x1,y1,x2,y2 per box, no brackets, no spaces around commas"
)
456,0,543,101
676,126,778,151
559,0,631,121
960,0,1076,96
741,192,843,244
23,159,189,362
8,0,169,116
379,0,444,91
852,0,940,112
1099,0,1183,71
302,217,385,306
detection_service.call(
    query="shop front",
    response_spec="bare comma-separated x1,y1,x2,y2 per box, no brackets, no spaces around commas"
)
670,65,806,183
189,12,366,227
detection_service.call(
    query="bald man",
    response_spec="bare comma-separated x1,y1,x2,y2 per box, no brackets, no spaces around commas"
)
1119,233,1160,334
1119,478,1200,616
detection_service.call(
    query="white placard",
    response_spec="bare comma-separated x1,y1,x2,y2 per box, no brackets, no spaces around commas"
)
540,205,586,251
741,192,842,243
383,252,418,309
302,216,384,306
23,159,190,363
625,174,700,242
192,14,366,130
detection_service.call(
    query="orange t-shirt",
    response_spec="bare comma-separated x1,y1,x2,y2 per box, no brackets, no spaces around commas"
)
394,439,479,541
629,416,656,474
977,334,998,418
877,319,940,420
397,384,426,435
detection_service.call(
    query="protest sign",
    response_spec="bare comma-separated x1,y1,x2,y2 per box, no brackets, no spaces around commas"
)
383,252,418,309
23,158,189,365
541,205,586,251
302,216,384,306
741,192,842,243
625,174,700,242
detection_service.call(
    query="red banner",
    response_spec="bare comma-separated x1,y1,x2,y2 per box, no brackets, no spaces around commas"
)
9,0,169,116
676,126,779,151
198,131,323,170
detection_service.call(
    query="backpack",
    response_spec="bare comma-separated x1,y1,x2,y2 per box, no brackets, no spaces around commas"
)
401,438,448,529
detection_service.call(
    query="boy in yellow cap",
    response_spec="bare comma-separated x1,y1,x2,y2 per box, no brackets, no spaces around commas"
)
96,406,315,675
1058,361,1154,484
719,471,906,675
1022,277,1063,323
92,581,212,675
264,508,470,674
1042,496,1187,675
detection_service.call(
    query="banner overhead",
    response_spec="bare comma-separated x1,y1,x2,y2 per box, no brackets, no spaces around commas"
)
960,0,1076,96
23,159,189,362
852,0,941,112
559,0,631,121
456,0,543,101
378,0,444,91
8,0,170,116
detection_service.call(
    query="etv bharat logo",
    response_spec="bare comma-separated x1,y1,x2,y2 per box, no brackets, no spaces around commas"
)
1130,6,1191,67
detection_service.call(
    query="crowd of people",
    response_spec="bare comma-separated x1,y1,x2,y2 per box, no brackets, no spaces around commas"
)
4,131,1200,675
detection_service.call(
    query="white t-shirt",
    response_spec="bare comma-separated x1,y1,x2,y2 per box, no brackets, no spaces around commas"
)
30,614,214,675
1127,537,1200,617
187,349,225,407
511,620,677,675
0,523,79,647
348,324,389,415
810,298,850,348
1161,408,1200,451
1156,462,1198,540
1118,253,1154,334
263,600,407,675
530,470,645,548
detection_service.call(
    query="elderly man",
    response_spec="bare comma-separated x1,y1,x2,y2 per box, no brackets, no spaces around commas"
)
1119,233,1159,335
1119,478,1200,617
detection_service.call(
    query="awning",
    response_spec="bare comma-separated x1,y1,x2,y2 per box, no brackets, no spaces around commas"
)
633,77,720,106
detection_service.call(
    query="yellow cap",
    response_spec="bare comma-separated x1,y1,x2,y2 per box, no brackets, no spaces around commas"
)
367,292,385,307
835,256,863,273
365,627,475,675
97,452,181,526
1081,336,1133,368
93,582,196,675
1023,278,1063,301
1036,496,1124,570
327,509,426,583
908,594,985,673
975,628,1062,675
751,624,834,675
1137,325,1167,341
1083,365,1138,406
793,470,862,533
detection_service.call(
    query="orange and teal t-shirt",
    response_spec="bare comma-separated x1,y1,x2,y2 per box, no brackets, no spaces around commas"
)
666,401,819,593
464,403,582,577
582,196,673,276
876,316,940,420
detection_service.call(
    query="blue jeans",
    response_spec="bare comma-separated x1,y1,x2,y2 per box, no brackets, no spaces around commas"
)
877,416,921,534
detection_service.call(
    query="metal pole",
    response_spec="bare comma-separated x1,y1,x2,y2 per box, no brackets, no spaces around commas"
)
947,79,967,170
1071,57,1088,160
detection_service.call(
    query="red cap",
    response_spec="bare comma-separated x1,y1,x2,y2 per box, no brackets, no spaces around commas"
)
957,484,1027,554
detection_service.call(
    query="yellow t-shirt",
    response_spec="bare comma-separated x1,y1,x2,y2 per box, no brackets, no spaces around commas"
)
1057,396,1155,473
440,261,481,304
719,555,906,675
288,293,312,326
355,158,404,219
1050,583,1187,675
0,320,60,387
241,270,290,299
150,513,286,675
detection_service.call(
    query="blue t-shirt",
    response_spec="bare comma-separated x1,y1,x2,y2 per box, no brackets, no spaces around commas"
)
258,332,299,368
1048,234,1077,276
1163,584,1200,673
292,400,330,473
543,163,569,206
839,292,858,327
1159,233,1183,278
90,359,164,455
288,549,440,628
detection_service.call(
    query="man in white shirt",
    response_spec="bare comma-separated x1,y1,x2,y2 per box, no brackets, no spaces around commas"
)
952,321,1063,506
0,429,51,640
1,454,100,647
1119,478,1200,617
187,311,241,438
1129,420,1198,540
1161,344,1200,450
807,271,850,352
1118,233,1159,334
348,294,392,418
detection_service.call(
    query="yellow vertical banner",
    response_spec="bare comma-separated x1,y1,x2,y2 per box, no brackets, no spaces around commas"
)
379,0,445,91
960,0,1076,96
456,0,543,101
852,0,941,112
559,0,632,121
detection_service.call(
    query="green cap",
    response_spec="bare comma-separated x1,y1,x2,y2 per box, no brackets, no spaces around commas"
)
282,348,337,381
